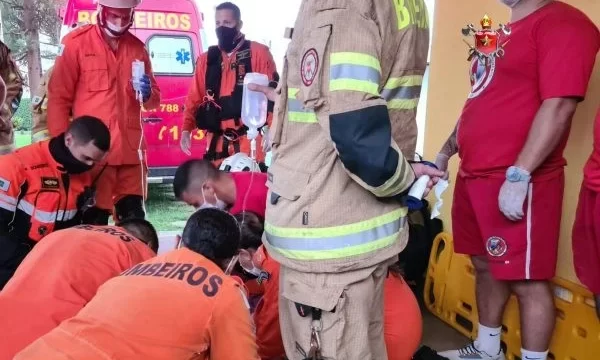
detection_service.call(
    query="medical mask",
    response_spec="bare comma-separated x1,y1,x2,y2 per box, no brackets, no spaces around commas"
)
49,134,94,174
104,21,127,37
216,26,239,52
199,188,227,210
500,0,522,8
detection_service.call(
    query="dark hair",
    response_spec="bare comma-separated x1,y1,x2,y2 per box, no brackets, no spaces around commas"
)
67,116,110,152
182,208,240,263
173,159,219,199
233,211,264,250
117,218,159,253
216,2,241,21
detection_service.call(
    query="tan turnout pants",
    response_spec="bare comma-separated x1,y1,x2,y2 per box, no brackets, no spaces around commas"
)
279,258,396,360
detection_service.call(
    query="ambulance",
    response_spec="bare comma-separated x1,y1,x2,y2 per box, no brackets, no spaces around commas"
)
59,0,209,184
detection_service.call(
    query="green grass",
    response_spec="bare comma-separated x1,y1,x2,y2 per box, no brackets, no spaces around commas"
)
15,131,32,148
145,184,195,231
14,131,190,231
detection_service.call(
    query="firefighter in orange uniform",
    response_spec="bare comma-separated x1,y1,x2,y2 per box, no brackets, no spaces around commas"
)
0,116,110,289
181,2,278,168
47,0,160,225
0,40,24,155
16,209,259,360
0,219,158,359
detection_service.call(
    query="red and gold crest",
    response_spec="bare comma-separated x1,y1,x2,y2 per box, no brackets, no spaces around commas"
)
462,15,511,61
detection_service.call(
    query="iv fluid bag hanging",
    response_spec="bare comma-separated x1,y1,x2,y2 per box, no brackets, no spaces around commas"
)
241,73,269,140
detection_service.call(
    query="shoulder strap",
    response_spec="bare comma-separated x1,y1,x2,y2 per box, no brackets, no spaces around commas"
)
205,46,223,100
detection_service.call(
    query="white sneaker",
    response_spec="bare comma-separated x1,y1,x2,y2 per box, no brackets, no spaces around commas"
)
438,342,506,360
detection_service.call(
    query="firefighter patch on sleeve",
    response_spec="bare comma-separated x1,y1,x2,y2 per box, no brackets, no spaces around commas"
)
0,177,11,192
301,48,319,86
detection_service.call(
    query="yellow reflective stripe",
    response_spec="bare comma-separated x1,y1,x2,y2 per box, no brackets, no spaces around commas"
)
371,157,413,198
330,52,381,73
266,208,406,238
329,79,379,96
288,112,318,123
271,233,399,260
383,75,423,89
32,130,50,143
387,98,420,110
288,88,299,99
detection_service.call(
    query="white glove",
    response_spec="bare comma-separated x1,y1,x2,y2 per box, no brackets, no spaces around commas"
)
180,130,192,156
498,176,530,221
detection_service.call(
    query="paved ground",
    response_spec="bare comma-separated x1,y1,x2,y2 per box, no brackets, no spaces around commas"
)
158,232,468,351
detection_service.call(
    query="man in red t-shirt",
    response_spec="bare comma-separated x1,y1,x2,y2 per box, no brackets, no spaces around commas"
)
434,2,600,360
0,219,158,359
173,158,267,217
573,107,600,320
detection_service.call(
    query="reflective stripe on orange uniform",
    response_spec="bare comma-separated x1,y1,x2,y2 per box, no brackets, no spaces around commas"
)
0,224,155,359
16,248,259,360
0,141,91,289
183,41,277,165
0,54,24,155
47,24,160,210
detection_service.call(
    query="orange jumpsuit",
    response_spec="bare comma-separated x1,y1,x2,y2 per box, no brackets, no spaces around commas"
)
0,224,155,359
250,247,422,360
183,41,277,165
0,141,92,289
16,248,259,360
47,24,160,211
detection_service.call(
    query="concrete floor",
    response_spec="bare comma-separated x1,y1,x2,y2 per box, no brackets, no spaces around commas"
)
157,232,469,352
421,306,469,352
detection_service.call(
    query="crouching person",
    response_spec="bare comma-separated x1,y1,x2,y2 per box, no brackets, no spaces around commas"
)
0,219,158,359
15,208,259,360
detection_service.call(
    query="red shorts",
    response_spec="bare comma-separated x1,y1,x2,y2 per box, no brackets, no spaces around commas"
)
91,164,148,211
572,184,600,294
452,174,564,280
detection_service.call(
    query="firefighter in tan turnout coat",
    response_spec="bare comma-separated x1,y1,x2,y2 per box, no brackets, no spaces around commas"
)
253,0,442,359
0,41,23,155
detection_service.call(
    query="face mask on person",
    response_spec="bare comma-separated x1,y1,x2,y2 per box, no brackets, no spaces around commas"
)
49,134,95,174
104,21,128,37
499,0,522,8
216,26,239,52
198,187,227,210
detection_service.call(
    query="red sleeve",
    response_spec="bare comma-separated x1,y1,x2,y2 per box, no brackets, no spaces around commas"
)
537,13,600,101
182,54,208,132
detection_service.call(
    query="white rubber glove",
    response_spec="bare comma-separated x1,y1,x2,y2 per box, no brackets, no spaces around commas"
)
498,171,530,221
180,130,192,156
434,153,450,180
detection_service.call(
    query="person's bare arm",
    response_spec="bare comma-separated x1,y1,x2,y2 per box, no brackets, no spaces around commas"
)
438,123,459,157
513,97,578,173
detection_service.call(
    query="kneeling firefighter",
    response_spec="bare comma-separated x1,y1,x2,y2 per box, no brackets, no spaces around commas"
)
181,1,278,170
0,116,110,289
